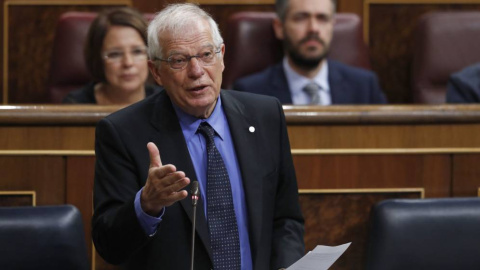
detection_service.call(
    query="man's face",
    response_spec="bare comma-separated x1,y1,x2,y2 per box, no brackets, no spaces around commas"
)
149,20,225,119
275,0,335,70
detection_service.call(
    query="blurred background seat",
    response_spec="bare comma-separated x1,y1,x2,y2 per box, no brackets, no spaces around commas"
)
411,11,480,104
365,197,480,270
47,11,155,103
222,12,370,89
47,12,97,104
0,205,89,270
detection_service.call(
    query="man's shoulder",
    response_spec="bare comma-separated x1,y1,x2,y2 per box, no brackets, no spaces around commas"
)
222,88,280,104
328,60,377,79
451,63,480,83
232,63,284,90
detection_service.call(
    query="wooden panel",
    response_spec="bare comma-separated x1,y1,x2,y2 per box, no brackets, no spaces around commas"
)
294,154,451,197
337,0,364,15
0,104,479,269
0,126,95,150
65,156,121,270
367,2,480,103
66,156,95,266
0,156,65,205
0,191,35,206
289,124,480,149
299,189,422,270
452,154,480,197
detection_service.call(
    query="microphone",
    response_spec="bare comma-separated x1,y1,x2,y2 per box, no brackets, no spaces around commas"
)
191,181,199,206
190,181,200,270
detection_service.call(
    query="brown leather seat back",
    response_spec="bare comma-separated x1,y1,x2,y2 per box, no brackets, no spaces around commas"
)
48,12,97,103
412,11,480,104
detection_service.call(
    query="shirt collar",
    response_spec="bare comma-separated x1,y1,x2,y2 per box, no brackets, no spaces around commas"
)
172,95,226,143
283,57,330,93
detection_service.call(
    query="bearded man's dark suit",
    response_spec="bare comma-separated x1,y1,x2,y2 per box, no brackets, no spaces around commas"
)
447,63,480,103
233,60,387,104
92,89,305,270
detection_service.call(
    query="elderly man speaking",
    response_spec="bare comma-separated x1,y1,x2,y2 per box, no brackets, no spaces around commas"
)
92,3,305,270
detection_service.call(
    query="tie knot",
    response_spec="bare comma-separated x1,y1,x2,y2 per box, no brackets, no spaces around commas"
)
302,83,320,105
197,122,215,143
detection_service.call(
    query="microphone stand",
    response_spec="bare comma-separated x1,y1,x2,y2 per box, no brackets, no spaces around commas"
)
190,181,199,270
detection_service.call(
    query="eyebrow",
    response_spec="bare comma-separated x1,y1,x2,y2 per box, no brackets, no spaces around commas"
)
291,11,332,17
167,44,215,57
103,45,147,52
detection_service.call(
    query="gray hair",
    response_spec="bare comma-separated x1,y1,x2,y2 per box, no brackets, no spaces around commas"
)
275,0,337,22
147,3,223,60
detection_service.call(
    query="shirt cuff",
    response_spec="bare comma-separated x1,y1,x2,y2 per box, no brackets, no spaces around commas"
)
134,187,164,237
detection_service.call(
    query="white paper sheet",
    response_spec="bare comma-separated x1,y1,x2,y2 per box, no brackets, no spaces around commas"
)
286,242,351,270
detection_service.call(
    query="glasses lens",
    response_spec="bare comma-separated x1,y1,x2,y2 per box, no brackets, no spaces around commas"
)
131,47,148,61
105,51,123,62
104,47,147,63
169,55,188,69
166,48,220,69
198,50,216,65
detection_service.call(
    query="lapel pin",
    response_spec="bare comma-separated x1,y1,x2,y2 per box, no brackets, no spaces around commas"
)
249,126,255,133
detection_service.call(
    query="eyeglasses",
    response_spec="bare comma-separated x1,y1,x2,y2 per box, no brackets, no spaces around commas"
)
103,46,148,63
153,48,222,70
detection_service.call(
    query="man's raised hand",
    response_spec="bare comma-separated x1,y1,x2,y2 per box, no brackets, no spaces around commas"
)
140,142,190,216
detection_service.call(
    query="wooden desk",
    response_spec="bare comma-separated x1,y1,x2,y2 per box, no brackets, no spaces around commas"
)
1,104,479,270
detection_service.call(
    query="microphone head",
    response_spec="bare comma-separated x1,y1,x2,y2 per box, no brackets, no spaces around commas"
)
190,181,199,196
191,181,200,206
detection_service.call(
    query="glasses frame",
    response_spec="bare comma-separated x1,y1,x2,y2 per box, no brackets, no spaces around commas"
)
153,47,222,70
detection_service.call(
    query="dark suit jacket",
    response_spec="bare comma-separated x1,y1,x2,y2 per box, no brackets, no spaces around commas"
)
447,63,480,103
233,60,387,105
92,89,305,270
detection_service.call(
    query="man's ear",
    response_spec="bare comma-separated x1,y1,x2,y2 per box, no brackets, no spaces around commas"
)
220,43,225,72
273,17,284,40
148,61,163,86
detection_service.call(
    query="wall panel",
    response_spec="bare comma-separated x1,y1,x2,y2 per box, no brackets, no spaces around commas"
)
452,154,480,197
66,156,96,266
0,155,65,205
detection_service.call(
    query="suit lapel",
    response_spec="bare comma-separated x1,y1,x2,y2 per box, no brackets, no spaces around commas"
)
328,60,350,104
149,91,212,260
271,64,294,104
220,91,264,263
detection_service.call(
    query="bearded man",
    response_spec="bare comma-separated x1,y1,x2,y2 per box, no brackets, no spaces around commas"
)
234,0,387,105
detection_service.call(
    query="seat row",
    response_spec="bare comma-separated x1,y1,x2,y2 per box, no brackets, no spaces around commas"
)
48,10,480,104
2,198,480,269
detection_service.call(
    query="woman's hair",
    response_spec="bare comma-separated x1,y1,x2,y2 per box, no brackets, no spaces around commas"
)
84,7,148,82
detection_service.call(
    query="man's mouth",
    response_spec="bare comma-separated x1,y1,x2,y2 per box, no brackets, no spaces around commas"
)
189,85,208,91
300,36,325,47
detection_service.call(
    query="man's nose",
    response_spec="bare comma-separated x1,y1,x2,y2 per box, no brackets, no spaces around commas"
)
187,57,205,78
307,17,320,33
